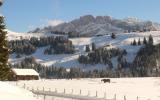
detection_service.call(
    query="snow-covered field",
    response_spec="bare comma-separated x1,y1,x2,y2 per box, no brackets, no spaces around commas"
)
9,31,160,69
9,77,160,100
0,81,39,100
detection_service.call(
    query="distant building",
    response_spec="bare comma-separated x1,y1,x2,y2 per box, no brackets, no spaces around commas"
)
10,68,39,81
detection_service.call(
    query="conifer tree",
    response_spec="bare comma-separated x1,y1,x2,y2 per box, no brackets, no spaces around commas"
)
91,42,96,51
0,16,10,80
143,37,147,45
133,39,137,45
138,38,141,45
148,34,153,45
85,45,90,52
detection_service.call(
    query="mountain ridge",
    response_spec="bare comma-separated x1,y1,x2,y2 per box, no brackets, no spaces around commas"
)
30,15,160,36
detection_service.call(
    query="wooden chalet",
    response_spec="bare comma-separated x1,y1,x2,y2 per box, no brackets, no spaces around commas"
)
10,68,39,81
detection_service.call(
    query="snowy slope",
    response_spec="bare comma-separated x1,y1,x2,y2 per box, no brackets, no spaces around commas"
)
0,81,39,100
13,77,160,100
7,30,65,41
9,31,160,69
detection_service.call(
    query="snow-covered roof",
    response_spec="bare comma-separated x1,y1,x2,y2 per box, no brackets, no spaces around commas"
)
11,68,39,76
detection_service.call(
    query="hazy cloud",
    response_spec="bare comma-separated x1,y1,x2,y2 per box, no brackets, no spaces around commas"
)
47,19,64,26
27,19,64,31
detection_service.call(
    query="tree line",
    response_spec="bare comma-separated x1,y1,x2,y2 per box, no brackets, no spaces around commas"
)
9,36,75,56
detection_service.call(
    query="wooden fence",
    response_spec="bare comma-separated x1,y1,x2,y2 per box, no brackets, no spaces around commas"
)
11,82,151,100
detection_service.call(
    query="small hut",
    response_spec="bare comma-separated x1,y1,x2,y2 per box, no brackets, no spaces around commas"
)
10,68,39,81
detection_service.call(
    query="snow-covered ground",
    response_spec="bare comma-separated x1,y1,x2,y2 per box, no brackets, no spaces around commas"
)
9,31,160,69
7,30,66,41
10,77,160,100
0,81,39,100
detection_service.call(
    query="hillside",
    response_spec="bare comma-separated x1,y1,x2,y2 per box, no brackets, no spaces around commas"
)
8,30,160,71
30,15,160,36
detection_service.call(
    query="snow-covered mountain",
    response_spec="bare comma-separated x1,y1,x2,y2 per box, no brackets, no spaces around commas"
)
30,15,160,36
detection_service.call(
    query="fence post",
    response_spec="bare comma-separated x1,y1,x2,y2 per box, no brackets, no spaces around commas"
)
96,91,98,97
36,87,39,99
104,92,106,99
88,91,90,96
43,87,44,92
71,89,73,94
80,89,81,95
32,87,34,92
27,87,29,90
124,95,126,100
64,88,66,94
114,94,116,100
137,96,139,100
37,94,39,99
44,95,46,100
23,83,26,89
55,88,57,93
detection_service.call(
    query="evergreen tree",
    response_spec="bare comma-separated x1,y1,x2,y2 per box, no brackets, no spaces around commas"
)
143,37,147,45
91,42,96,51
85,45,90,52
138,38,141,45
0,16,10,80
133,39,137,45
148,34,153,45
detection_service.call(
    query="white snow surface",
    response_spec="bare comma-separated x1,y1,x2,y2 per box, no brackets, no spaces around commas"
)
7,30,63,41
12,68,39,76
11,77,160,100
0,81,39,100
9,31,160,69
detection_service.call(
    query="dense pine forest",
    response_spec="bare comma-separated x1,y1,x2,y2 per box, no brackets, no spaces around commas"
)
9,36,75,56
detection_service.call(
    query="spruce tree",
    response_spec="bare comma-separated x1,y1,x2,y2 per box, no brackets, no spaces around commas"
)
148,34,153,45
133,39,137,45
91,42,96,51
143,37,147,45
138,38,141,45
85,45,90,52
0,16,10,80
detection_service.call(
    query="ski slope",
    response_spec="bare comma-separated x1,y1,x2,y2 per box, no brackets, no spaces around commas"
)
11,77,160,100
9,31,160,69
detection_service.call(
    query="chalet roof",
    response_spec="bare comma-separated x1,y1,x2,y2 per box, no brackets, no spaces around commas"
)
11,68,39,76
